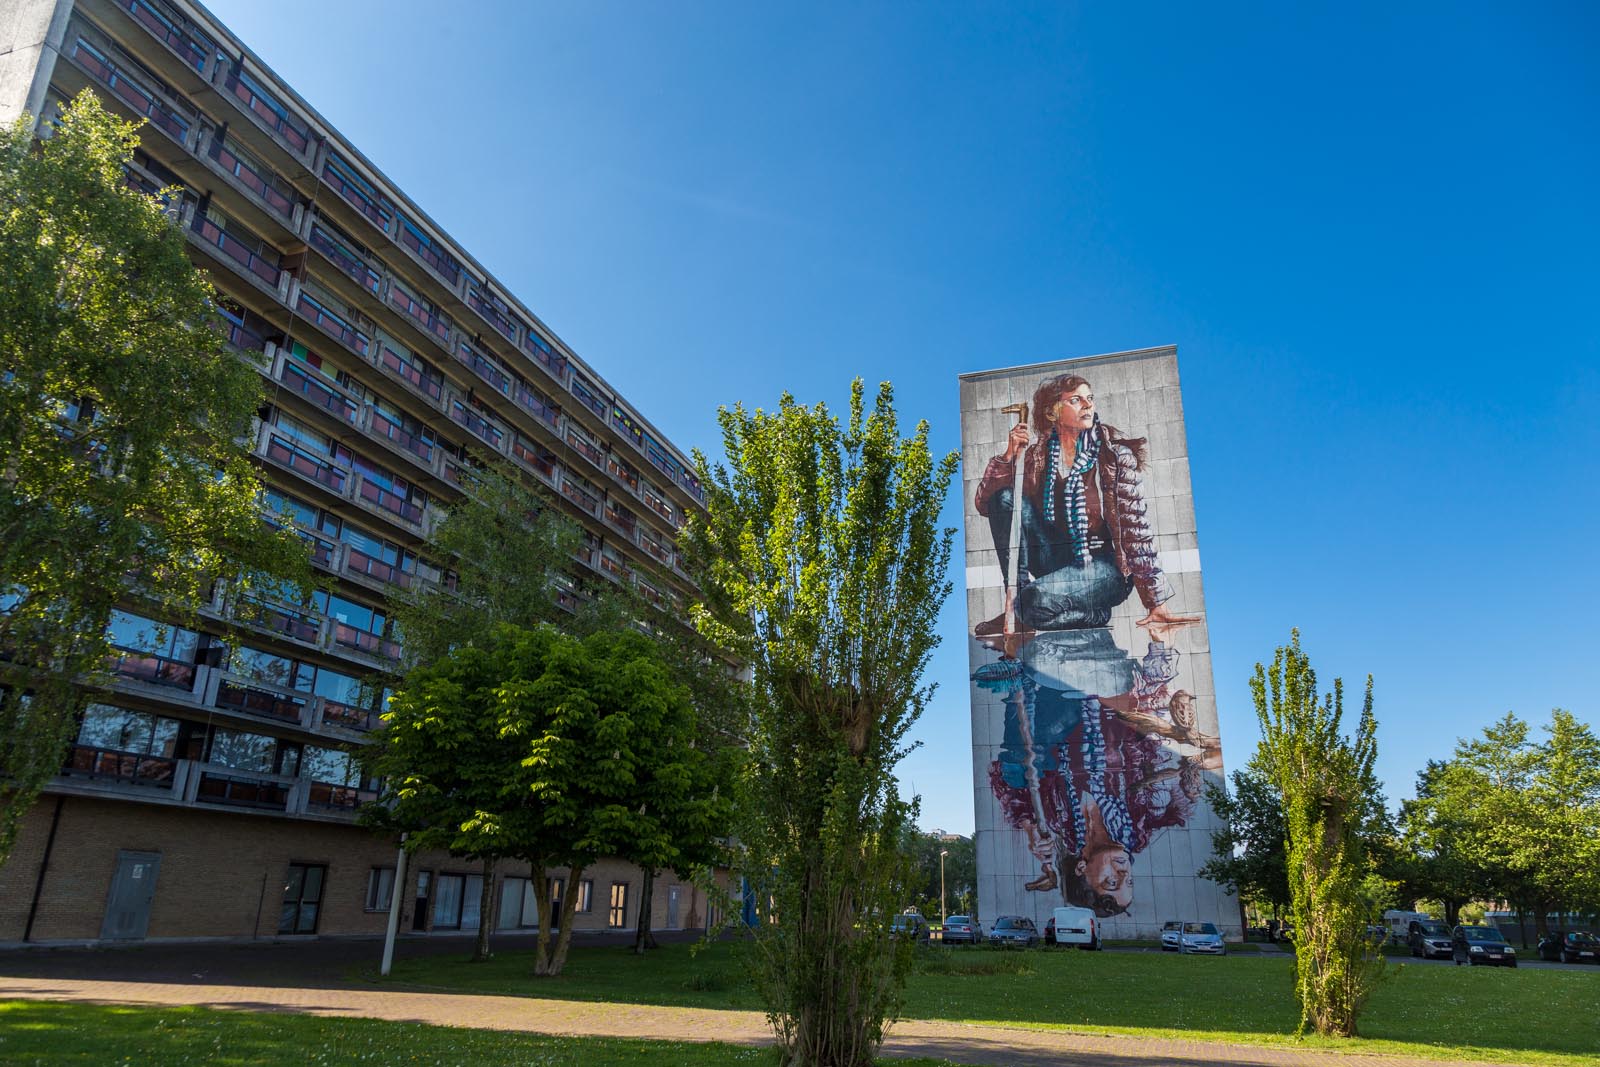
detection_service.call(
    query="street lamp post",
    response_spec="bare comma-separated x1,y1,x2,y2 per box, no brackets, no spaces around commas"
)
939,849,949,925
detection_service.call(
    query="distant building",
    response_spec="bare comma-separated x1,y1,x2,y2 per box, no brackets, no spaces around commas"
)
1,0,714,944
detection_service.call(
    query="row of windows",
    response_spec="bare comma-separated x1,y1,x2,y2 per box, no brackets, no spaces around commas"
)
361,869,633,932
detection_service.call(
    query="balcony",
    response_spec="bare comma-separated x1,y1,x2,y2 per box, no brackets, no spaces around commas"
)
261,431,349,495
307,219,382,296
234,598,323,646
566,426,605,471
66,31,191,147
398,216,462,289
568,372,608,420
193,768,290,811
61,743,177,789
295,287,371,357
122,0,213,74
108,649,196,690
322,152,393,234
206,135,295,220
191,213,281,288
522,330,568,383
223,67,312,157
353,475,425,528
638,530,674,568
216,678,308,724
511,437,559,486
515,383,562,432
604,500,638,541
387,281,452,348
222,317,269,364
273,350,360,426
345,547,413,590
375,341,445,406
465,280,519,345
306,781,378,813
456,342,511,397
320,699,381,733
559,473,601,518
365,406,435,467
331,622,401,662
449,399,505,453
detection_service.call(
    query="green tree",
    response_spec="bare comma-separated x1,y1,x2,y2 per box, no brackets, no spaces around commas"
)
687,380,958,1067
1253,631,1384,1038
0,93,307,869
1201,763,1291,920
900,831,975,922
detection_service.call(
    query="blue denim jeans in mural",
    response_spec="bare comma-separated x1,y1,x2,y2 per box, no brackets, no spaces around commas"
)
984,487,1134,629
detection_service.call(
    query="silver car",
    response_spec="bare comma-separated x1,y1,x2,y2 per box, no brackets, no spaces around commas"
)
1178,921,1226,955
1160,920,1183,951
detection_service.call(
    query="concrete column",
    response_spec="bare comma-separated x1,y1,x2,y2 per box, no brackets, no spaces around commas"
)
0,0,70,124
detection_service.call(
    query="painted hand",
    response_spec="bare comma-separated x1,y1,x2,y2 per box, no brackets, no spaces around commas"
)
1136,603,1203,642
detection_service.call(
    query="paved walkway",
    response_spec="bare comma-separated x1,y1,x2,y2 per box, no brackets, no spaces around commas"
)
0,939,1503,1067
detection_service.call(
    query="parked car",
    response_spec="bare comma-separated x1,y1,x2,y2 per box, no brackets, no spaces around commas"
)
942,915,983,946
1452,925,1516,967
1160,920,1184,951
1537,931,1600,964
1407,919,1454,960
988,915,1039,948
1047,906,1100,950
1178,921,1227,955
889,910,930,944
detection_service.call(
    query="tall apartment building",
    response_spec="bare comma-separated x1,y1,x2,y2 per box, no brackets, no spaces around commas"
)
0,0,716,945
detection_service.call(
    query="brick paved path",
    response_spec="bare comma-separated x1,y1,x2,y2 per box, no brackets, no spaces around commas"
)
0,939,1500,1066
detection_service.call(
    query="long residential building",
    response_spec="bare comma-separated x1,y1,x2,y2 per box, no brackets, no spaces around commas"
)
0,0,718,945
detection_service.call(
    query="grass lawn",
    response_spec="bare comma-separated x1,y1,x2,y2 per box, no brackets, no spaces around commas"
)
0,1000,958,1067
375,940,1600,1065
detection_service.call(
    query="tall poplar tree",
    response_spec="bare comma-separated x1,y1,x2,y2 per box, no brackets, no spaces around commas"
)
1253,631,1385,1038
687,380,958,1067
0,94,306,869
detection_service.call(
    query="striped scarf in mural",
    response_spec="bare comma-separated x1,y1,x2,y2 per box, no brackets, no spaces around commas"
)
1041,415,1102,566
1062,697,1134,853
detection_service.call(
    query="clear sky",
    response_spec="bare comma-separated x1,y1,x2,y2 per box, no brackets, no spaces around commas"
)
204,0,1598,835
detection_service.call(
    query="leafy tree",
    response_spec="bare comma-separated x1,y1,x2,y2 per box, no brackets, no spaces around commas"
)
1253,631,1384,1038
0,93,306,870
901,831,975,921
687,380,958,1067
1201,763,1291,920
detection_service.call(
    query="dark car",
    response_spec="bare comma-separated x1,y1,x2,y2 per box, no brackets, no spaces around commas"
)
889,911,930,944
1537,931,1600,964
988,915,1039,948
1407,919,1454,960
1452,925,1517,967
942,915,983,946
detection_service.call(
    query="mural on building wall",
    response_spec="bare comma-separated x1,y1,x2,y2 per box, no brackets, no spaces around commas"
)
961,348,1233,935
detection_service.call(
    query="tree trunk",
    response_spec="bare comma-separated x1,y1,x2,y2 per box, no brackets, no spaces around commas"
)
634,867,658,954
530,861,555,976
544,863,586,976
472,856,495,962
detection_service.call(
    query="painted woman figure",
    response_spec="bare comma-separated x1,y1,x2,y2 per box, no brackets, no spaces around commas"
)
973,374,1192,638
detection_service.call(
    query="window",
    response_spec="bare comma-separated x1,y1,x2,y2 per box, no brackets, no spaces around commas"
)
549,876,565,917
608,882,629,928
497,877,539,930
278,863,325,933
302,745,358,785
431,873,483,930
366,867,395,912
575,879,593,914
107,610,198,661
209,727,296,776
76,704,180,756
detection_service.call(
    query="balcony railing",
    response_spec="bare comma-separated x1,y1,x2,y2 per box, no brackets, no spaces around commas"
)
457,343,510,396
223,318,268,360
306,781,378,812
109,649,196,689
388,284,451,345
125,0,211,74
307,221,381,295
264,434,348,493
216,679,306,723
296,291,370,356
322,154,392,232
192,214,281,286
377,344,444,402
511,436,557,481
356,477,425,525
196,769,289,810
515,384,561,429
346,547,412,589
331,623,401,661
207,137,293,218
638,532,673,567
569,373,608,419
523,331,568,380
320,699,381,732
466,284,518,343
450,401,504,451
604,502,637,539
278,358,359,425
398,218,461,287
224,69,311,154
236,599,322,644
566,427,605,470
70,35,190,143
61,743,177,788
560,475,601,517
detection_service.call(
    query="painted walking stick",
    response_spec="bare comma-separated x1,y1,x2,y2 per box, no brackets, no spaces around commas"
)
999,402,1028,639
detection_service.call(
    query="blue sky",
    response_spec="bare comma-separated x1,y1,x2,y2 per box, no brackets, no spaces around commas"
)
207,0,1598,834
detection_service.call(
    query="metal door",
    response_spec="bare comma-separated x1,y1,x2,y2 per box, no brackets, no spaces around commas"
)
666,885,681,930
100,851,161,940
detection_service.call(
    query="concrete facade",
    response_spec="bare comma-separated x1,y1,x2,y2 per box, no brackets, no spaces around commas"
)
958,347,1236,938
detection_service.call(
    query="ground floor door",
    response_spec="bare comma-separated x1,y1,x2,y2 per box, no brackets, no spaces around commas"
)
666,885,681,930
100,851,160,940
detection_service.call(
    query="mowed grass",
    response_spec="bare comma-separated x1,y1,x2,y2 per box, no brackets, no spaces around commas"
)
0,1000,959,1067
376,940,1600,1065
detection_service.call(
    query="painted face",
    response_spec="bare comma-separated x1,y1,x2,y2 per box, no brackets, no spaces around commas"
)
1078,847,1134,910
1052,383,1095,434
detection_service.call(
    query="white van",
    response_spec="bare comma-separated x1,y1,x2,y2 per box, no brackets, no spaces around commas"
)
1382,910,1429,946
1050,906,1100,950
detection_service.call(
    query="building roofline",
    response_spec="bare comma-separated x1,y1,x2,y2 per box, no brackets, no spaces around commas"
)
958,344,1178,382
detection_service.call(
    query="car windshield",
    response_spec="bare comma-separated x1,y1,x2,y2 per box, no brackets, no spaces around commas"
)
995,918,1018,929
1184,922,1218,935
1460,927,1499,941
947,916,970,925
1164,921,1182,931
1419,923,1449,936
1568,933,1597,945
